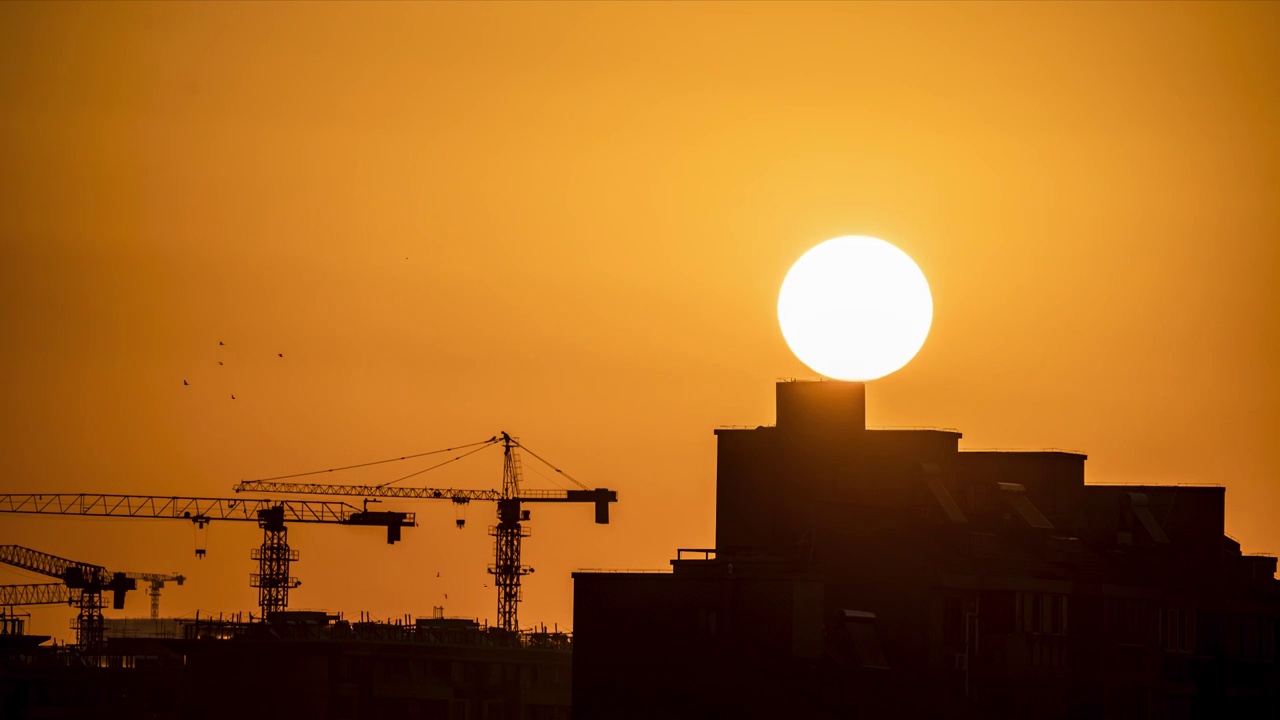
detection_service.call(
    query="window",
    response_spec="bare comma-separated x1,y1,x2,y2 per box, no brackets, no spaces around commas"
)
1160,608,1195,654
1112,599,1154,647
1031,636,1067,667
695,608,718,637
1238,614,1276,659
1115,687,1151,719
1016,592,1068,636
841,610,890,669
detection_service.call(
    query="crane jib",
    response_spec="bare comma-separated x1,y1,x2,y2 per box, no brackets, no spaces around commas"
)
0,494,416,532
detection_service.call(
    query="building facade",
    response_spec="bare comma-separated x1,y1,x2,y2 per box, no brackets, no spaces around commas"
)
574,380,1279,719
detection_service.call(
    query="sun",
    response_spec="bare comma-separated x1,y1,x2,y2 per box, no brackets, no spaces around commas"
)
777,236,932,382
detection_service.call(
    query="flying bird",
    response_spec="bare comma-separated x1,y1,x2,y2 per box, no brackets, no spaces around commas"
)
218,341,225,346
277,353,283,358
230,394,236,400
183,380,189,386
217,361,223,366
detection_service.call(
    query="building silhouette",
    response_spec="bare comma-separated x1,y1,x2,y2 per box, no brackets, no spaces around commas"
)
1,611,571,719
573,380,1279,719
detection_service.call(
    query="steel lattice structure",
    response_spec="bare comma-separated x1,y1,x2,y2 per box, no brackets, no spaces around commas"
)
0,494,380,525
0,545,135,651
248,506,300,615
490,441,534,633
0,583,72,607
0,544,103,585
0,547,183,620
234,481,574,502
125,572,186,620
0,496,415,620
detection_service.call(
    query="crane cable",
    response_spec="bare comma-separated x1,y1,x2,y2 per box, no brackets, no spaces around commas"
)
237,434,592,492
511,440,591,491
377,440,501,488
239,437,500,484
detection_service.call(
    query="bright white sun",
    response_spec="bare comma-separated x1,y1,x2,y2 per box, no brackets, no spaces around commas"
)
778,235,932,382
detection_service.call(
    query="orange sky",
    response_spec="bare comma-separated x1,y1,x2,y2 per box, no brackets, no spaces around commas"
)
2,2,1277,641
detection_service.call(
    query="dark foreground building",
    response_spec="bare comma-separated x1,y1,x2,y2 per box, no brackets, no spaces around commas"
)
574,380,1279,719
1,612,570,719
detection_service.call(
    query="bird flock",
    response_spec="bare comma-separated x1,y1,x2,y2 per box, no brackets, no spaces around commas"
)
182,341,285,400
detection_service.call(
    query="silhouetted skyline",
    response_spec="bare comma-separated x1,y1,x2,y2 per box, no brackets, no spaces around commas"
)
1,1,1276,648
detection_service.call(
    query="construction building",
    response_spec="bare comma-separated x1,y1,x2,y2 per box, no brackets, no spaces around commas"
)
573,380,1280,719
1,611,571,719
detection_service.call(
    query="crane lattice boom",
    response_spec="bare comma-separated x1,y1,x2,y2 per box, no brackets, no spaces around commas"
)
0,583,72,607
236,481,569,502
125,572,185,584
0,544,104,586
0,494,392,525
233,481,614,512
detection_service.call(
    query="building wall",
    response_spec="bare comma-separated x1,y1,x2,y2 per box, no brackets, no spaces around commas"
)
577,381,1280,719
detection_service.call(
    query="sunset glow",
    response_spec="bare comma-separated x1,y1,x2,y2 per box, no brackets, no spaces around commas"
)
777,236,932,382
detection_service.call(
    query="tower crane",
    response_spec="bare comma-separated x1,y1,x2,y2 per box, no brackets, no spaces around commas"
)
125,572,186,620
0,495,415,619
0,565,183,622
0,545,137,650
0,583,73,637
0,566,186,630
234,432,617,632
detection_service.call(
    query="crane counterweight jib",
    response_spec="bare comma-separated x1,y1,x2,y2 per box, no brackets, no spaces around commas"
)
345,510,416,544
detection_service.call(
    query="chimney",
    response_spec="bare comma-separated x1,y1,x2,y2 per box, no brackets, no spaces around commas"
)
775,380,866,437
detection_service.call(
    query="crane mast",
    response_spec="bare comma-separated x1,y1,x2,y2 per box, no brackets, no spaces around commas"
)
491,433,532,632
251,505,298,615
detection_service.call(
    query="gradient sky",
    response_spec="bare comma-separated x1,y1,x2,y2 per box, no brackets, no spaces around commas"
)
2,1,1277,641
